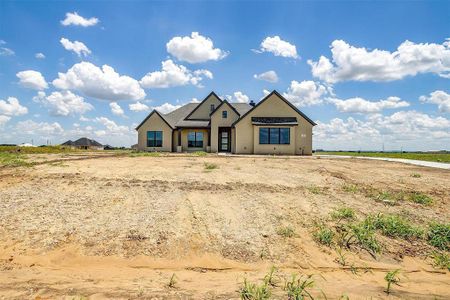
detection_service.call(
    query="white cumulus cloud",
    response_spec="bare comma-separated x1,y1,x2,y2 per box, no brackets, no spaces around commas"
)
283,80,328,107
129,101,150,112
15,120,64,136
61,12,99,27
16,70,48,90
35,52,45,59
140,59,213,88
308,39,450,83
166,32,228,63
253,70,279,83
328,96,410,113
420,90,450,113
33,91,93,116
60,38,91,57
110,102,125,116
0,97,28,116
0,115,11,126
226,91,249,103
53,62,146,101
152,103,182,114
258,36,298,59
95,117,130,136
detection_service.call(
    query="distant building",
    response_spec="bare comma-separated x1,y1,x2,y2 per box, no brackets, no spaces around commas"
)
61,137,103,150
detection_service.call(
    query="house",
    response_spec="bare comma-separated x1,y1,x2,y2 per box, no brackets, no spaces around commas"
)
136,90,315,155
61,137,104,150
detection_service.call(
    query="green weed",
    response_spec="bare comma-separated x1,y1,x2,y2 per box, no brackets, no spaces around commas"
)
384,269,401,294
313,224,334,246
0,152,32,167
331,207,356,221
204,162,219,170
342,184,360,193
350,217,381,255
430,251,450,270
192,151,207,156
129,151,161,157
372,214,424,240
239,278,271,300
277,226,296,238
427,222,450,251
410,173,421,178
408,192,433,205
168,273,177,288
307,185,323,195
284,274,316,300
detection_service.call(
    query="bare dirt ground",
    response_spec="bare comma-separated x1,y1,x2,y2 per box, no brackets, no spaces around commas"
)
0,154,448,299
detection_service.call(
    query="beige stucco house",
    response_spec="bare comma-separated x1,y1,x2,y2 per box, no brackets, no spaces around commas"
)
136,90,316,155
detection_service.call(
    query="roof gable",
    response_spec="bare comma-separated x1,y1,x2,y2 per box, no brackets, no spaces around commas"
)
232,90,316,127
135,110,174,130
210,99,241,117
185,91,222,120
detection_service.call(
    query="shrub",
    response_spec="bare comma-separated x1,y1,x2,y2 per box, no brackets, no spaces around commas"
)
239,278,271,300
372,214,424,240
313,225,334,246
427,223,450,251
331,207,356,221
277,226,296,238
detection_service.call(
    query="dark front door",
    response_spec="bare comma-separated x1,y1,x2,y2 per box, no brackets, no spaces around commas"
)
218,127,231,152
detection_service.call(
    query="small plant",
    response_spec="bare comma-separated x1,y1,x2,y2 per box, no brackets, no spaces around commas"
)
307,185,324,195
335,248,348,266
204,162,219,170
239,278,271,300
408,192,433,205
192,151,207,156
168,273,177,288
430,251,450,270
427,222,450,251
410,173,421,178
331,207,356,221
372,214,424,240
264,266,279,287
313,224,334,246
129,151,161,157
342,184,359,193
284,274,315,300
384,269,400,294
350,217,381,255
277,226,296,238
374,190,403,206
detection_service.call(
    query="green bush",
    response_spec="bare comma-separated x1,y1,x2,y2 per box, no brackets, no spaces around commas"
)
372,214,424,240
313,225,334,246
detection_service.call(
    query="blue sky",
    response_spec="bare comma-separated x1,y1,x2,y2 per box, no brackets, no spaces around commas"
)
0,0,449,150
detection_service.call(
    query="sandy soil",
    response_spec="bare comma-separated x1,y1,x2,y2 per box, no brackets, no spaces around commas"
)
0,155,448,299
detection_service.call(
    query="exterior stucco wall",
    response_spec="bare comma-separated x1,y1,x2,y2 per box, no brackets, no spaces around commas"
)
210,103,239,152
187,94,222,120
179,128,209,152
137,113,173,151
234,93,313,155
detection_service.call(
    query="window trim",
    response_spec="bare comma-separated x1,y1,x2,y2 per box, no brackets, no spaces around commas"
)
147,131,163,147
259,127,290,145
210,104,215,112
188,131,204,148
222,110,227,118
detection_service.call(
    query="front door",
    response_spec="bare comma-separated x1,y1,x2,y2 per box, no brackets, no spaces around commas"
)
218,127,231,152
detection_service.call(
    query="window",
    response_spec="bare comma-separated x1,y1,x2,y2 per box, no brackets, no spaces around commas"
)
222,110,227,118
210,104,215,112
147,131,163,147
259,128,290,145
188,131,204,148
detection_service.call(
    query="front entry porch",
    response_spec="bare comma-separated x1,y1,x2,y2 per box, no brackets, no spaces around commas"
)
174,128,211,153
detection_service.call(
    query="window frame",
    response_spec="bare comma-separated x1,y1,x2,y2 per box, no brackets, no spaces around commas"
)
210,104,215,112
259,127,290,145
222,110,228,119
188,131,204,148
147,131,163,147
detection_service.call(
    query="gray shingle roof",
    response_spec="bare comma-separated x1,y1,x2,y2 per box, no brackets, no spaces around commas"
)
230,103,253,115
62,137,102,147
162,103,198,127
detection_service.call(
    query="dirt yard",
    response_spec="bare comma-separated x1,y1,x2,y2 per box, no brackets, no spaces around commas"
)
0,154,448,299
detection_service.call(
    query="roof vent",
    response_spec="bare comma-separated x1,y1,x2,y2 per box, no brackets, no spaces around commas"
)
249,100,255,107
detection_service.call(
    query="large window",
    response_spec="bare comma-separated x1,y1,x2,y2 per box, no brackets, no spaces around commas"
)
259,128,290,145
188,131,204,148
147,131,163,147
